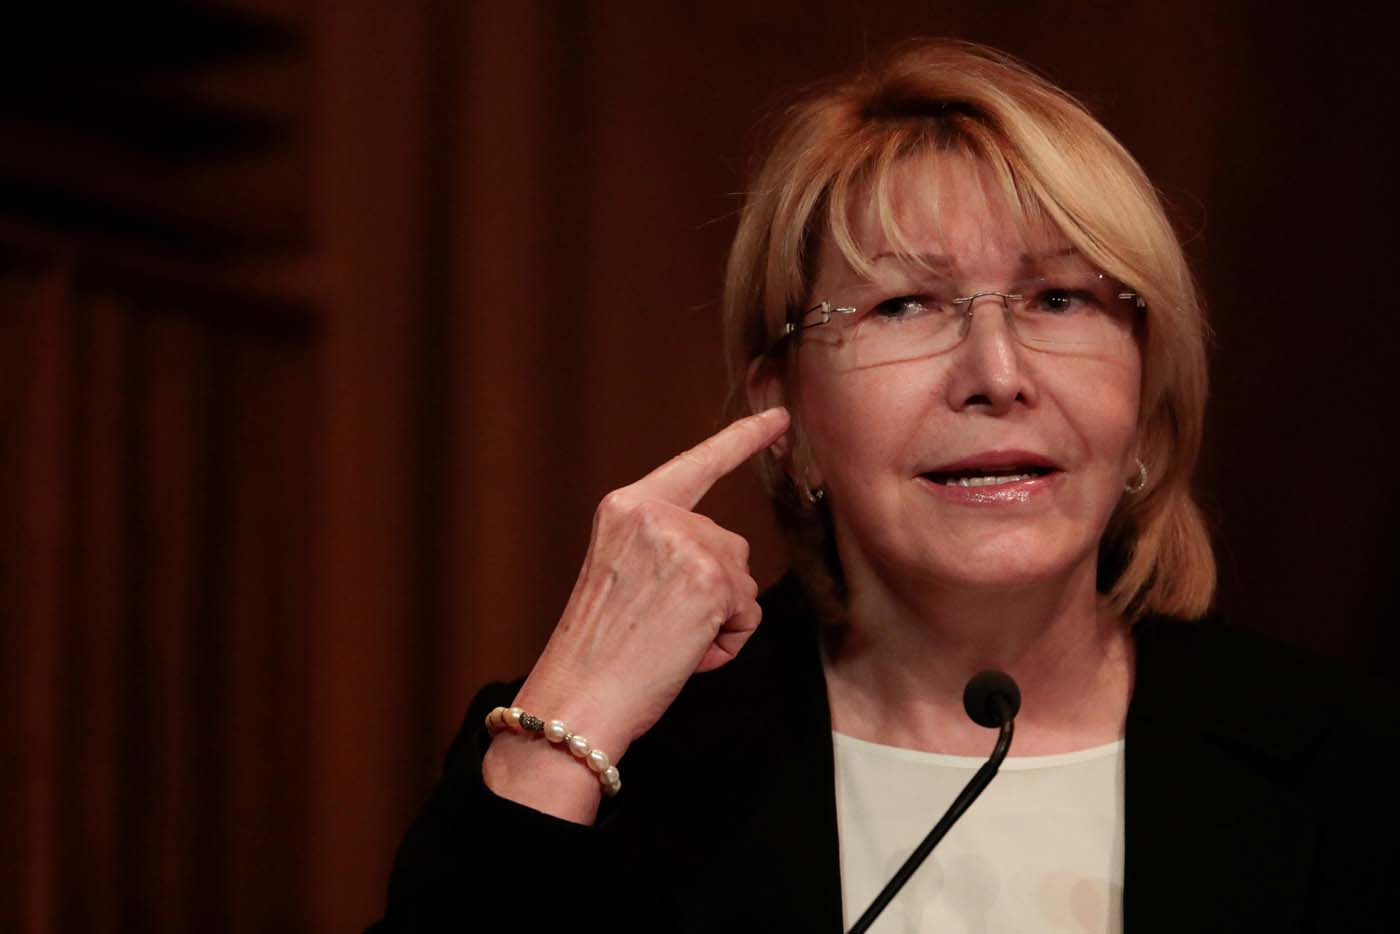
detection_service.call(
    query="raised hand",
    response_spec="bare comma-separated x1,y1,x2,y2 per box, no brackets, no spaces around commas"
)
482,407,790,821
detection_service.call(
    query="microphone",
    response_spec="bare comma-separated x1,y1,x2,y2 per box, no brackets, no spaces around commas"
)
846,670,1020,934
963,669,1021,728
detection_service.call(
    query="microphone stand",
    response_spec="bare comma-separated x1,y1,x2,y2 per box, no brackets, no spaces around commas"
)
845,700,1015,934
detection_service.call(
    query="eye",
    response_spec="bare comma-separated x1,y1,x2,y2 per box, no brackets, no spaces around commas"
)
1029,287,1098,315
871,295,936,321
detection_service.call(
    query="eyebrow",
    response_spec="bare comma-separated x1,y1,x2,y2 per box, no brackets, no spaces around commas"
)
868,246,1080,269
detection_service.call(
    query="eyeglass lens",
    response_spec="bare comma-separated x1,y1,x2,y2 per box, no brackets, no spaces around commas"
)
803,272,1136,367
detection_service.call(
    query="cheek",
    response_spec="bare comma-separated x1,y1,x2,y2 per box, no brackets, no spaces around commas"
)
796,365,940,484
1054,355,1142,474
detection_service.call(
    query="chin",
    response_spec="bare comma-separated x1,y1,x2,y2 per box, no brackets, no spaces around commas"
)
912,532,1096,594
930,560,1077,594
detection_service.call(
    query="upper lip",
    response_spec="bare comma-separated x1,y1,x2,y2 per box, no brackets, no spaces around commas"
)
922,449,1063,474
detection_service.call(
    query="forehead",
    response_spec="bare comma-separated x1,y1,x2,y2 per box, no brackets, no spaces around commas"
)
820,152,1069,284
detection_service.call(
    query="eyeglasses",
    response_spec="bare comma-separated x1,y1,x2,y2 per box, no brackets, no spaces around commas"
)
771,271,1144,367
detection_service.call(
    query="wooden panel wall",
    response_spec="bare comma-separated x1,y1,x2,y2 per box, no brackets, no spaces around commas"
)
1,244,317,931
5,2,1396,932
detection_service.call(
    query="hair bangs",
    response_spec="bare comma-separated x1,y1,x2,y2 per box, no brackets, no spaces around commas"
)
826,136,1070,288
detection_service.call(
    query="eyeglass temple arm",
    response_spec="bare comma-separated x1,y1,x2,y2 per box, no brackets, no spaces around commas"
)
782,301,858,336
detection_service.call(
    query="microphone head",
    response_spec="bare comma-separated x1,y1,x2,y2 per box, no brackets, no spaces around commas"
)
962,670,1022,728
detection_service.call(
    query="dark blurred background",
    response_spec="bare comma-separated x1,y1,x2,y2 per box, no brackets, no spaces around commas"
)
3,1,1395,931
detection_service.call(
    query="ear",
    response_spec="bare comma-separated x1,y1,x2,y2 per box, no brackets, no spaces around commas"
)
745,356,826,492
1125,423,1148,483
745,356,793,460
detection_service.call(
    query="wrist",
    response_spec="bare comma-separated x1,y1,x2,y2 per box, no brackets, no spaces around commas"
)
482,731,602,824
488,705,622,796
511,680,635,763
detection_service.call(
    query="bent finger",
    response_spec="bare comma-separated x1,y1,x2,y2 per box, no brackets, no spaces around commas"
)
695,600,763,673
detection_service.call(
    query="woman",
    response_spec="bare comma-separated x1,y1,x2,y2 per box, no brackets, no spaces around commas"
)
375,40,1393,932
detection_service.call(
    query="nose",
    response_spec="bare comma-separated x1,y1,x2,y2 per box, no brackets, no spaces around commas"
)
945,293,1031,415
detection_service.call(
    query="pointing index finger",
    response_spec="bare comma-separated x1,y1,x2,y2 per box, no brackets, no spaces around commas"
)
631,407,790,509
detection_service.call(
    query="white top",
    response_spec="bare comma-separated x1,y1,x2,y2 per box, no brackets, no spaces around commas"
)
833,732,1125,933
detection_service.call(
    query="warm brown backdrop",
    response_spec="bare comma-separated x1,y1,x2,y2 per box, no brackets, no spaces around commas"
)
4,2,1396,931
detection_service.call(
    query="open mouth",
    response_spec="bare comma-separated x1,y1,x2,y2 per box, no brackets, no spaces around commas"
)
921,465,1057,488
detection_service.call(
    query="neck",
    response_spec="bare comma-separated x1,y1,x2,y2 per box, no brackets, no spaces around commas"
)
823,555,1135,756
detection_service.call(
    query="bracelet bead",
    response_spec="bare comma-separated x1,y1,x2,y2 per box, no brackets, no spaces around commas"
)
486,706,622,797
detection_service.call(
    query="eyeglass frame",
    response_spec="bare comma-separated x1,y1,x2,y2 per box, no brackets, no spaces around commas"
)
765,278,1147,357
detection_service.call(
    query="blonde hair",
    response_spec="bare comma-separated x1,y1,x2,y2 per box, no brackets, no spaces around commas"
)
722,39,1214,622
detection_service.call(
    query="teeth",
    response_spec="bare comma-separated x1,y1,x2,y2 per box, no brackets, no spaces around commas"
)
946,473,1036,487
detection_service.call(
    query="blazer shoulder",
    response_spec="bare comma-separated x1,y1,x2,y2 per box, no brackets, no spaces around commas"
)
1132,614,1399,762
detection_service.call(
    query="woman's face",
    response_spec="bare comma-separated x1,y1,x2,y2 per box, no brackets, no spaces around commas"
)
791,156,1141,600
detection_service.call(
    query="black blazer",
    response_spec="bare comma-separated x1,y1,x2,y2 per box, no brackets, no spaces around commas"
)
375,575,1395,932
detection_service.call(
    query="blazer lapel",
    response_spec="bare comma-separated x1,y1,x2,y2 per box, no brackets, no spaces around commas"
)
727,661,846,932
1123,619,1320,933
616,584,846,931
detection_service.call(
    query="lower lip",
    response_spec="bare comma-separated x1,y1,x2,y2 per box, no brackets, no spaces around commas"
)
916,472,1060,506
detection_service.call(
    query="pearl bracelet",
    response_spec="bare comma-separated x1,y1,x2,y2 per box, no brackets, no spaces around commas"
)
485,705,622,797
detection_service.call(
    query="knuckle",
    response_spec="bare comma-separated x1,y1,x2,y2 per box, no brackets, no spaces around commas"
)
628,499,667,535
688,554,725,593
643,506,690,545
597,488,633,521
729,533,751,563
631,498,659,523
